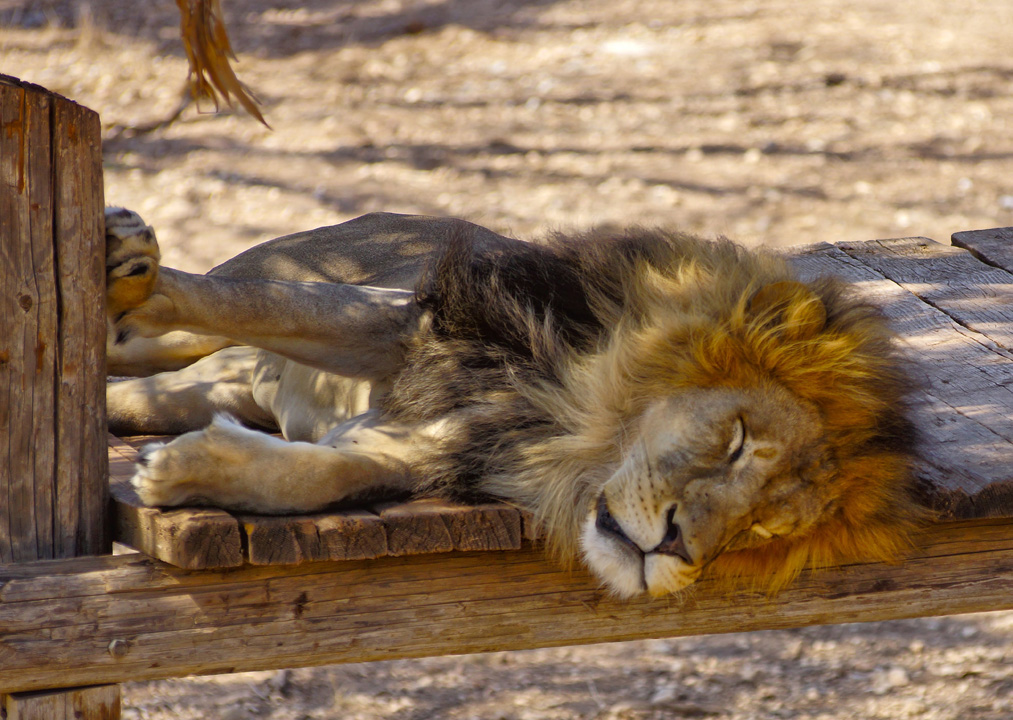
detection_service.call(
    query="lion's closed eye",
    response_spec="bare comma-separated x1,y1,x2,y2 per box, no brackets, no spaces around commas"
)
727,416,746,464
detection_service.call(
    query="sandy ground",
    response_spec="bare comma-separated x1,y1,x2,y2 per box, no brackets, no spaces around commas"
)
3,0,1013,717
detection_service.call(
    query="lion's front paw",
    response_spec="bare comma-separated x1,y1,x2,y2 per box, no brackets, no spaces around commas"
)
131,436,205,508
130,416,282,510
131,420,240,507
106,207,160,319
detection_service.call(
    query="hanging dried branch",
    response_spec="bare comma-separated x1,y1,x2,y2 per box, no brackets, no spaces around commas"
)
176,0,269,127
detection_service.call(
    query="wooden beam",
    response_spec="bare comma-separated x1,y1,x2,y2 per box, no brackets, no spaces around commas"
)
0,74,116,710
1,518,1013,693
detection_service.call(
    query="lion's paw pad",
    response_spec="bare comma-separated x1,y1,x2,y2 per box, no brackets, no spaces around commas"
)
106,207,160,318
105,207,153,240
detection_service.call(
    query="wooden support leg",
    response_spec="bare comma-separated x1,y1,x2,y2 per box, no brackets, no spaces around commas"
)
0,75,108,564
2,685,121,720
1,76,114,717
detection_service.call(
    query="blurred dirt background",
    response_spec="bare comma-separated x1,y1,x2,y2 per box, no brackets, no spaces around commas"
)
3,0,1013,717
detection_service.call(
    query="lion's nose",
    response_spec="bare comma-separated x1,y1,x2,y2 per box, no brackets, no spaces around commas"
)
652,506,693,565
595,494,642,555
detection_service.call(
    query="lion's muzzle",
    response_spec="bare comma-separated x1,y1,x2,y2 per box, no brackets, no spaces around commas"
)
585,493,703,597
595,494,695,564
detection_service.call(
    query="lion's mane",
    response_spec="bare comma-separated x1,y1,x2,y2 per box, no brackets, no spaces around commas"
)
382,225,920,591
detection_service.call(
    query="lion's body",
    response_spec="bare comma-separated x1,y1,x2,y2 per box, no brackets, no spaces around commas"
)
106,209,919,598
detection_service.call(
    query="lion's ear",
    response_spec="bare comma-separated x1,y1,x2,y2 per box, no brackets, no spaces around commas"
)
747,281,827,341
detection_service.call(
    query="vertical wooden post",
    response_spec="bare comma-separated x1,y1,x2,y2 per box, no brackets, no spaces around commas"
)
0,74,107,560
2,686,121,720
0,75,117,717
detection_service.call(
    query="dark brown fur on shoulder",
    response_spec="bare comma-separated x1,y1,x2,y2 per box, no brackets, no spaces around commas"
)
382,225,698,498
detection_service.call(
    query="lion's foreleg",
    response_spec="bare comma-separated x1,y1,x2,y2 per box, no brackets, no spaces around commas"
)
131,413,428,513
108,346,275,436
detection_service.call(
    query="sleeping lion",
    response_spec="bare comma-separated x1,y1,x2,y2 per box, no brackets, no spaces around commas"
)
105,208,920,598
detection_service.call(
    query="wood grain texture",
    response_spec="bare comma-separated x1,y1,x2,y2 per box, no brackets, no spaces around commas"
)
1,685,120,720
240,510,388,565
377,499,522,556
52,92,108,558
952,226,1013,273
0,78,52,563
3,518,1013,693
0,75,106,561
838,236,1013,351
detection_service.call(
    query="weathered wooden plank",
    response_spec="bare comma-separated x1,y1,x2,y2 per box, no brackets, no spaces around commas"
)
832,238,1013,517
839,236,1013,351
52,90,107,557
22,86,57,562
110,440,520,566
791,243,1013,515
0,75,107,560
109,437,243,569
2,685,120,720
952,226,1013,273
0,78,116,705
240,510,388,565
442,501,522,551
1,518,1013,693
0,78,51,563
377,498,522,556
375,500,455,555
0,87,13,562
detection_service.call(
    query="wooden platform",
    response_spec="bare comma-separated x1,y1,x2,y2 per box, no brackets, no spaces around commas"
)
106,227,1013,571
6,228,1013,696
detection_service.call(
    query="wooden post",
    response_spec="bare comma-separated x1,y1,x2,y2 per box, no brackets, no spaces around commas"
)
2,686,120,720
0,75,117,717
0,74,107,560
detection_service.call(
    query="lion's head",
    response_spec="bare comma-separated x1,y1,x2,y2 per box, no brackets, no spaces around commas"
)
508,241,919,598
582,384,839,597
393,228,920,598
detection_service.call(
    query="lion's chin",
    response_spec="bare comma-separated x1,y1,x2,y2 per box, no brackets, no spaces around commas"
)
644,554,701,598
580,515,701,599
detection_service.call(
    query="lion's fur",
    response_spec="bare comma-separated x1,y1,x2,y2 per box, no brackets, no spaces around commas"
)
382,225,920,589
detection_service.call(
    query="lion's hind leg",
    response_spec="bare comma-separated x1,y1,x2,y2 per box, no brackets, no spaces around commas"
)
105,206,233,376
132,413,427,514
105,207,161,319
108,346,274,436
